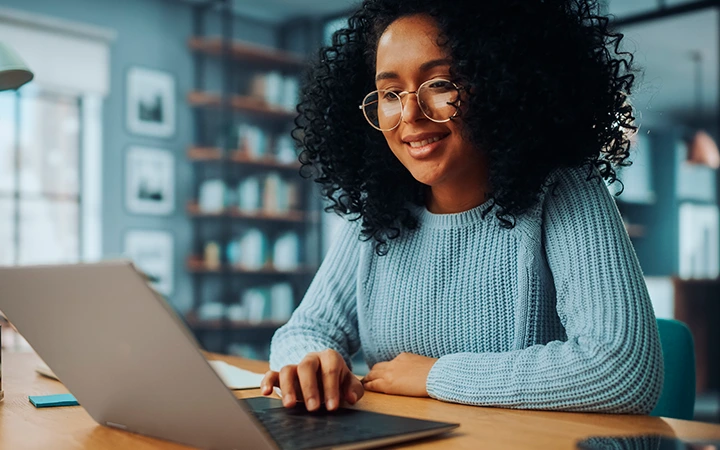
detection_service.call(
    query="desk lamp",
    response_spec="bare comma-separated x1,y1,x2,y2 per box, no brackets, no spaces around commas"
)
0,42,34,91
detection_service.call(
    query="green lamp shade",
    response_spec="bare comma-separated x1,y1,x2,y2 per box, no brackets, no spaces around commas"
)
0,42,33,91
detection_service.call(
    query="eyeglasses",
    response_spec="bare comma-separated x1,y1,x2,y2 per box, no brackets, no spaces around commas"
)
359,78,462,131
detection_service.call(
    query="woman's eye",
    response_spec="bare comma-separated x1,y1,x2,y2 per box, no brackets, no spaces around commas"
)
381,91,400,101
427,80,452,90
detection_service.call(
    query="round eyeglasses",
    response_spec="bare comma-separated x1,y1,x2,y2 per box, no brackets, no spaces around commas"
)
359,78,462,131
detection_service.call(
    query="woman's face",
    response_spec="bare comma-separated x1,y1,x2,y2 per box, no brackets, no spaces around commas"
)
374,14,482,190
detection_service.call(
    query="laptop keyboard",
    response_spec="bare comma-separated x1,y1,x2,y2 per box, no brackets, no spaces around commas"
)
250,408,379,450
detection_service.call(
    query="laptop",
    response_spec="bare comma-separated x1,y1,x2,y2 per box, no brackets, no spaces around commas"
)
0,260,458,449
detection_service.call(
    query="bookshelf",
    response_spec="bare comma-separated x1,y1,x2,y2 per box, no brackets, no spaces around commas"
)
187,2,319,357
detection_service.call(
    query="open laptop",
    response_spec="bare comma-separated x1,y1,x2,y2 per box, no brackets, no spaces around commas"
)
0,260,458,450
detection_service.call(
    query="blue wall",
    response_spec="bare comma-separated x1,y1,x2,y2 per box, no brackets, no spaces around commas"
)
2,0,278,311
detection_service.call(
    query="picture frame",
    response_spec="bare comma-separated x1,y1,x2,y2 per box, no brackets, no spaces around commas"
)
126,66,176,138
123,229,174,297
125,146,175,215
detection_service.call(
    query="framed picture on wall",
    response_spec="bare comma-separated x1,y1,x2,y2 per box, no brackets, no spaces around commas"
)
125,146,175,215
126,66,176,138
123,229,174,297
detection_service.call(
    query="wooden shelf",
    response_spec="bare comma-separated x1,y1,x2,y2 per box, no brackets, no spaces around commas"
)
188,37,305,70
188,91,296,121
186,202,308,223
187,147,300,171
186,256,316,276
185,312,285,331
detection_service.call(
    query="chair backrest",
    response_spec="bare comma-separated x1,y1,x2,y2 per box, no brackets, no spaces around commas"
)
650,318,696,420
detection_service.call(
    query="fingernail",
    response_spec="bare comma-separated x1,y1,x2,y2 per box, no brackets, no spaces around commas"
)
349,392,357,403
283,394,291,406
326,398,336,410
307,398,318,410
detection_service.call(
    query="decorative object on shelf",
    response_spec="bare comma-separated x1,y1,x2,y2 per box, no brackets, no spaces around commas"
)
273,232,300,271
125,146,175,215
204,241,221,270
123,229,174,296
248,71,298,111
198,179,226,213
237,176,261,212
281,76,299,111
263,172,281,213
237,123,267,158
236,228,268,270
270,283,294,322
0,42,34,91
274,135,297,164
197,301,225,321
226,304,247,322
243,287,270,323
126,66,176,138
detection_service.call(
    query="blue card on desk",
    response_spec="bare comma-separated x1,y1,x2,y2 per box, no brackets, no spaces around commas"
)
29,393,79,408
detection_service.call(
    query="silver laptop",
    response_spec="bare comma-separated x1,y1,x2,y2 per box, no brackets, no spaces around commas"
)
0,260,458,450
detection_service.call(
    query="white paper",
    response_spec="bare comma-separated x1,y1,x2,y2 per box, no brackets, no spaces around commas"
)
36,360,264,391
207,360,264,390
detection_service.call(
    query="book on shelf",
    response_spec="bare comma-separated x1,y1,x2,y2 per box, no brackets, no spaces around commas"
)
193,283,294,324
248,72,299,112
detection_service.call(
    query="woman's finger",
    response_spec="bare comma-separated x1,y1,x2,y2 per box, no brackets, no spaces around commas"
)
362,379,385,393
279,365,298,407
320,361,343,411
261,371,279,396
341,373,365,404
297,355,322,411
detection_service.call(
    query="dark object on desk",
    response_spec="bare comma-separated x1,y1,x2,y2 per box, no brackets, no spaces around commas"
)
241,397,459,450
0,261,459,450
29,393,79,408
576,434,720,450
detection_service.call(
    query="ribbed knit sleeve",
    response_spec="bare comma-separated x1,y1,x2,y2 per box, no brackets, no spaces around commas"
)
269,219,363,371
426,167,664,413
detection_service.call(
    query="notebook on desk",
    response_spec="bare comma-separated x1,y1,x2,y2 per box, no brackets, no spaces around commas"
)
36,360,265,390
0,260,458,450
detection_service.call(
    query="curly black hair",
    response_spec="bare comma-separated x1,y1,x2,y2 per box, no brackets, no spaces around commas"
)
293,0,636,255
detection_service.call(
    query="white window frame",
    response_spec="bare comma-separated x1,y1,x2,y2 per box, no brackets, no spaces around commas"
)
0,7,115,262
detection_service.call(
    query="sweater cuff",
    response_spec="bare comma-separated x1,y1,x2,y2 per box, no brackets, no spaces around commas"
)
426,354,464,403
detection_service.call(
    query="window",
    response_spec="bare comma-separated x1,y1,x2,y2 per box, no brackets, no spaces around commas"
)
0,88,82,265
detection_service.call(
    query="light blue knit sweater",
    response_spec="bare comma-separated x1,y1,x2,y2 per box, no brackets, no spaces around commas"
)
269,166,664,413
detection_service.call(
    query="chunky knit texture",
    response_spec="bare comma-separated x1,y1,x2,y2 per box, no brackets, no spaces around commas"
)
270,166,664,413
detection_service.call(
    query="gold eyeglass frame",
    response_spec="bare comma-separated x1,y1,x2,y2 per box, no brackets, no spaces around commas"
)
358,78,463,131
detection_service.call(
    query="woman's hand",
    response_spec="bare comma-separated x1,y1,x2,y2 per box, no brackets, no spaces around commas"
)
362,352,438,397
260,349,364,412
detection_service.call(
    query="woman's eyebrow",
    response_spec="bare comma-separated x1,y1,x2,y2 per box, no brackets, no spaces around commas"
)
375,58,451,82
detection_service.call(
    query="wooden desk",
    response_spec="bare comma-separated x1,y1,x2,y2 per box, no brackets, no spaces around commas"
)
2,351,720,449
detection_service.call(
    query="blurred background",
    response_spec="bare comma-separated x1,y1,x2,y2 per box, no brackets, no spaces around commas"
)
0,0,718,423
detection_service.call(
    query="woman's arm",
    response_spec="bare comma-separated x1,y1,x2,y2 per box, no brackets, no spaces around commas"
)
425,167,664,413
269,218,363,371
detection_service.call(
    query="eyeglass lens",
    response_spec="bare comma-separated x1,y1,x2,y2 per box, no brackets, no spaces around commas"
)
362,80,459,131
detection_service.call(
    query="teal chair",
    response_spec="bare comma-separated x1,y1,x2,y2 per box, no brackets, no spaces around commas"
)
650,318,696,420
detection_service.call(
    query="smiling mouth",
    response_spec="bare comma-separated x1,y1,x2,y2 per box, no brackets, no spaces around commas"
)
403,133,450,148
403,133,450,159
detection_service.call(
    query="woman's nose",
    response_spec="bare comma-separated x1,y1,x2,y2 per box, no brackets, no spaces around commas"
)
401,92,425,124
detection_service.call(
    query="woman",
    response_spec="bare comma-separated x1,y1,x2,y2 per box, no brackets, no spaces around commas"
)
261,0,663,414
